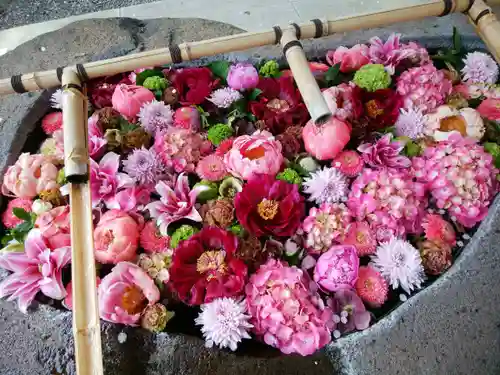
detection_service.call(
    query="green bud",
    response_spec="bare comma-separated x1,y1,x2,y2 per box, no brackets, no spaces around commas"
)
219,177,243,198
353,64,391,92
207,124,234,146
170,225,199,249
259,60,280,77
229,223,245,237
297,156,319,173
142,76,169,91
194,180,219,203
57,168,67,185
276,168,302,185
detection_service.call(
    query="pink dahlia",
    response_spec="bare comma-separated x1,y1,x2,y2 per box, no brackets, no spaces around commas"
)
196,154,227,181
355,266,388,308
122,147,167,187
326,44,370,73
224,130,283,180
245,259,334,356
98,262,160,325
412,134,498,227
140,221,170,253
146,173,205,236
2,198,32,229
368,33,414,74
173,106,201,131
477,98,500,121
357,133,411,169
138,100,174,133
421,214,456,247
302,203,352,254
322,83,362,122
342,221,377,256
314,245,359,292
396,64,452,114
41,112,63,135
0,228,71,313
332,150,364,177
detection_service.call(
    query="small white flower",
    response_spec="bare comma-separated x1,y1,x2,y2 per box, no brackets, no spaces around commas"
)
207,87,242,108
117,332,127,344
303,167,348,205
31,199,53,215
50,89,63,109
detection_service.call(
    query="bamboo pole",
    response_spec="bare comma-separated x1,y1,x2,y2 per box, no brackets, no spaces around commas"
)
467,0,500,63
62,70,104,375
1,0,500,96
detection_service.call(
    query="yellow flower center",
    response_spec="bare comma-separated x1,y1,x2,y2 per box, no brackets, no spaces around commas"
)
257,199,279,220
356,231,366,243
365,100,384,119
121,285,147,315
196,250,227,281
439,115,467,136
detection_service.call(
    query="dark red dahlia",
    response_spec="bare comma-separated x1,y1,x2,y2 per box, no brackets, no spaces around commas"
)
235,175,305,237
358,88,403,129
170,67,218,106
169,227,247,305
249,76,309,135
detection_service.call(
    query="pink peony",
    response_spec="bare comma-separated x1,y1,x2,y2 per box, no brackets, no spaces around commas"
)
245,259,334,356
326,44,370,73
355,266,388,308
140,221,170,253
41,112,63,135
196,154,227,181
0,229,71,313
477,98,500,121
94,210,140,264
98,262,160,325
173,106,201,131
302,117,351,161
34,206,71,249
332,150,364,177
421,214,456,247
322,83,362,122
227,63,259,91
89,152,134,208
111,84,155,119
396,64,452,114
224,130,283,180
314,245,359,292
2,198,32,229
357,133,411,169
88,113,107,160
2,153,59,199
342,221,377,256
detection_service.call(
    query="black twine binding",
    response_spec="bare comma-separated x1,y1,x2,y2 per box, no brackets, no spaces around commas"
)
290,23,301,40
169,44,182,64
63,83,83,92
273,26,282,44
474,8,491,24
463,0,475,13
282,40,303,55
311,19,323,38
439,0,453,16
76,64,89,82
56,67,64,83
11,75,26,94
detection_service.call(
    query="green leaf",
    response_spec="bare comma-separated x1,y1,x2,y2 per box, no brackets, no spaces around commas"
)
154,90,163,100
452,26,462,54
119,118,139,133
208,61,230,83
1,234,13,246
325,63,341,85
136,69,164,86
12,208,31,222
248,88,262,101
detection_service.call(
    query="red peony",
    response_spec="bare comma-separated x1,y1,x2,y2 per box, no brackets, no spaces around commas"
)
170,67,218,105
235,175,305,237
169,227,247,305
249,76,309,135
357,88,403,129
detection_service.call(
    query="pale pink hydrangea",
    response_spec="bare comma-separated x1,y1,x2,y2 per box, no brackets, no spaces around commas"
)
412,134,498,227
245,259,334,356
314,245,359,292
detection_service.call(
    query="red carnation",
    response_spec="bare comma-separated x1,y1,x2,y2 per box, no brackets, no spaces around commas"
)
358,88,403,129
170,67,218,105
249,76,309,135
169,227,247,305
235,175,305,237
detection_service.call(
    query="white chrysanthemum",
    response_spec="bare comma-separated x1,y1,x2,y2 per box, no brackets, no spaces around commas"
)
207,87,243,108
303,167,349,205
195,297,253,351
371,238,425,294
395,107,426,139
50,89,63,109
138,100,174,133
461,52,499,84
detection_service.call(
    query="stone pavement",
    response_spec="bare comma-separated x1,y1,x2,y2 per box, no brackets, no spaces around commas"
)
0,13,500,375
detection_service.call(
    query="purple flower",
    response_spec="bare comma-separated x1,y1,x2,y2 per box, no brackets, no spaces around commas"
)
138,100,174,133
122,147,167,187
328,289,371,335
358,134,411,169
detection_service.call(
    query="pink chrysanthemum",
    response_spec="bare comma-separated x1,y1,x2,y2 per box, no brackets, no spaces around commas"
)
355,266,388,308
207,88,243,108
331,151,364,177
303,167,349,205
395,107,426,139
302,203,352,254
41,112,63,135
461,52,499,84
2,198,33,229
138,100,174,133
342,221,377,256
396,64,452,114
412,134,498,227
140,220,170,253
421,214,456,247
196,154,227,181
245,259,334,356
122,147,167,187
215,138,234,157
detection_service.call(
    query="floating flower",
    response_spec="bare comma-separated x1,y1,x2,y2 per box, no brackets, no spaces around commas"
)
332,150,364,177
98,262,160,325
235,175,305,237
50,89,63,109
106,185,152,213
326,44,370,73
195,297,253,351
259,60,280,77
112,84,155,119
140,221,170,253
196,154,227,181
328,289,370,334
31,199,52,216
424,105,485,141
138,100,174,133
368,33,414,74
395,107,426,139
322,83,362,122
219,176,243,198
169,227,247,305
146,173,205,236
207,87,243,108
2,198,32,229
122,147,167,187
224,130,283,180
0,229,71,313
313,245,359,292
371,238,425,294
421,214,456,247
245,259,334,356
355,266,388,308
41,112,63,135
461,51,499,84
173,106,201,131
142,76,168,91
34,205,71,249
200,198,235,228
419,240,452,276
276,168,302,185
227,63,259,91
477,98,500,121
170,67,217,105
303,167,349,205
341,221,377,256
358,133,411,169
141,303,175,333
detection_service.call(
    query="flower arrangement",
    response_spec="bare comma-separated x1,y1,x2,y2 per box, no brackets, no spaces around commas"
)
0,31,499,356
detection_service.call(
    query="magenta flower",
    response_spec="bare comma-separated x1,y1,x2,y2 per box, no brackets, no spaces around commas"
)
368,33,413,74
106,186,152,213
146,173,206,236
314,245,359,292
357,134,411,169
0,229,71,313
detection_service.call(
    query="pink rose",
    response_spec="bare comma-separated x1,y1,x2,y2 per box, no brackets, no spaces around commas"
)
477,98,500,121
111,84,155,119
224,130,283,180
326,44,370,73
2,153,59,199
227,63,259,91
302,117,351,160
35,206,71,249
94,210,140,264
314,245,359,292
98,262,160,325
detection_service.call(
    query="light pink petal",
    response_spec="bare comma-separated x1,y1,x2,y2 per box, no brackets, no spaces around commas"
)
189,184,209,204
0,252,37,272
24,229,50,259
51,247,72,268
39,272,67,300
116,173,135,189
15,283,40,314
99,152,120,175
183,207,203,223
155,181,173,199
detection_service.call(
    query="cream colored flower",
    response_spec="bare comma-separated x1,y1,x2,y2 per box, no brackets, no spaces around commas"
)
424,105,484,141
